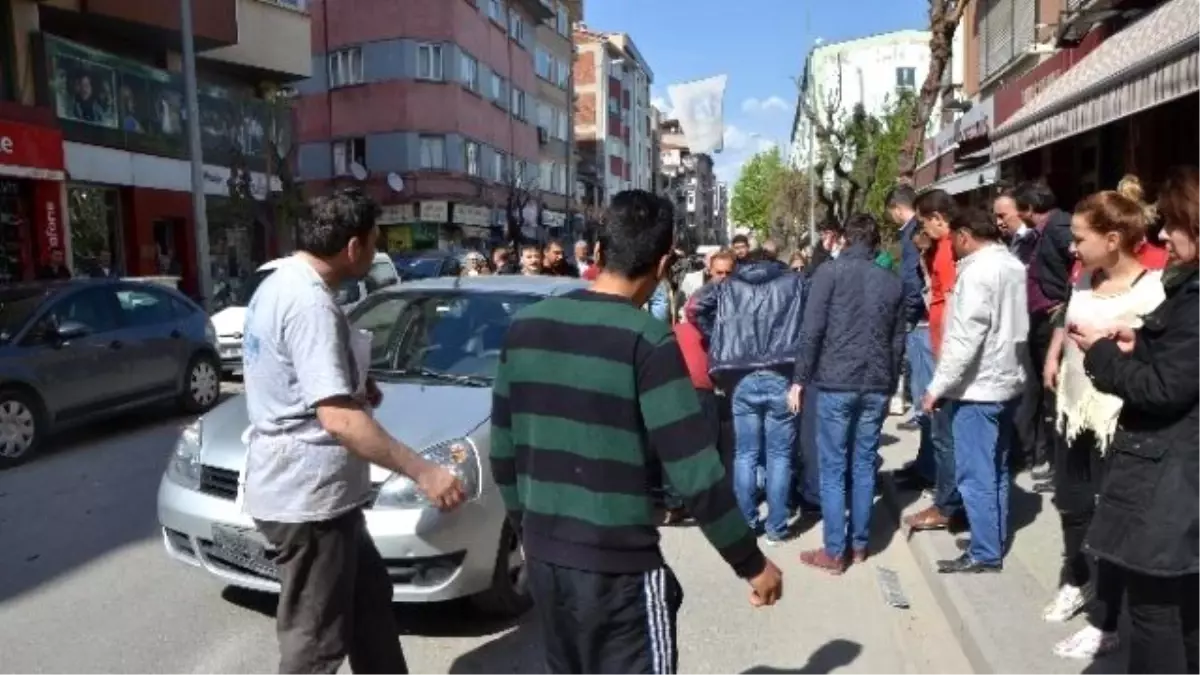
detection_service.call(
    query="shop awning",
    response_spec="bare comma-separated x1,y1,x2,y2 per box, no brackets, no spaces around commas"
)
992,0,1199,161
932,163,999,195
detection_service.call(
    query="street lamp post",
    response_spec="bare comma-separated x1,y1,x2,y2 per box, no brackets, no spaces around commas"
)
181,0,212,309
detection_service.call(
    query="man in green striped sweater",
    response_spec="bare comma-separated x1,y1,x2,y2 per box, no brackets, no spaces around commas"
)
491,190,783,674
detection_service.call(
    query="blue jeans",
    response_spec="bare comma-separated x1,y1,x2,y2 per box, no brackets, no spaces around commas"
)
906,326,936,481
817,390,889,558
796,384,821,507
950,398,1017,566
731,371,795,538
931,404,963,517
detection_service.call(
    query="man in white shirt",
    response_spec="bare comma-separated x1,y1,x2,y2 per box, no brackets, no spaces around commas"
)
923,207,1028,574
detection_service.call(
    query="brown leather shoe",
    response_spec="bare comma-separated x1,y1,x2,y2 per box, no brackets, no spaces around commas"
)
852,548,868,564
904,505,951,531
799,548,847,576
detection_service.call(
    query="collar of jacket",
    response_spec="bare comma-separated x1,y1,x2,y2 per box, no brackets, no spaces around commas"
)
838,243,875,261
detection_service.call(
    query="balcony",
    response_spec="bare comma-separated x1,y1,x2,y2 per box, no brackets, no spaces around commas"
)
202,0,312,81
37,0,238,52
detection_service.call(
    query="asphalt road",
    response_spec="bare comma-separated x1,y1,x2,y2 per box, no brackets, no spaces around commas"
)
0,386,971,674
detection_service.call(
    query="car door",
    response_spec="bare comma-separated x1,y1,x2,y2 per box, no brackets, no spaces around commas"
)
25,287,128,419
113,285,186,397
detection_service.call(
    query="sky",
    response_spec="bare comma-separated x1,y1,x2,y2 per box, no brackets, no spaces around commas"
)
584,0,927,186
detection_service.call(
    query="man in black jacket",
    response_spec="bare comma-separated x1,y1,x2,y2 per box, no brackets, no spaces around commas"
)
694,250,806,543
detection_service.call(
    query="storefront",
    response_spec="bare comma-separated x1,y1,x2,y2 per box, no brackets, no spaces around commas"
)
451,203,491,252
378,202,440,253
915,96,999,206
0,118,66,282
541,208,566,242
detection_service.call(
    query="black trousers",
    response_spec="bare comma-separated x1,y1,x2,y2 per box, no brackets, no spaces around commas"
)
1125,571,1199,674
527,558,684,674
256,509,407,675
1022,312,1059,468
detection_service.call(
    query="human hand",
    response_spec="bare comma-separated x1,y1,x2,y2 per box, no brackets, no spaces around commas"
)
414,461,466,511
366,377,383,408
920,392,937,414
1111,325,1137,354
1042,358,1060,391
787,384,804,414
748,558,783,607
1067,322,1110,353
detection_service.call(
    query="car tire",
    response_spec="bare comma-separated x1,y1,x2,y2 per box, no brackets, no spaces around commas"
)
179,353,222,414
470,521,532,617
0,387,47,470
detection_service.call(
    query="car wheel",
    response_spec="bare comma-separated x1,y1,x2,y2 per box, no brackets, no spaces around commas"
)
0,387,46,469
470,521,532,617
179,353,221,414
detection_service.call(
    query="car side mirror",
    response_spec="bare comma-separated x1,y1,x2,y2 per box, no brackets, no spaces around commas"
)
55,320,91,340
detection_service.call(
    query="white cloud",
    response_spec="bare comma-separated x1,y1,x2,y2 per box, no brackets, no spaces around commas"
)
650,96,673,118
722,125,750,152
742,95,790,115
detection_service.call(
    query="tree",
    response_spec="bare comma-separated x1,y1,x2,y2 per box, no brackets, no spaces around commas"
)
766,167,821,253
897,0,971,179
730,147,785,237
500,168,538,251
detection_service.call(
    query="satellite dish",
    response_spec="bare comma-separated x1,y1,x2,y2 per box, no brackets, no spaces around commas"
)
386,172,405,193
350,162,368,181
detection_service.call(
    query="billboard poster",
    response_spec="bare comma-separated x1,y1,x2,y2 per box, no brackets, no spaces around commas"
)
667,74,728,155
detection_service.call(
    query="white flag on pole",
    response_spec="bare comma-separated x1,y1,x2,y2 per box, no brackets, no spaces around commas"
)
667,75,728,155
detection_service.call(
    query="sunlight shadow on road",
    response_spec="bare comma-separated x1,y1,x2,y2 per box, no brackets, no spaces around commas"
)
741,638,863,674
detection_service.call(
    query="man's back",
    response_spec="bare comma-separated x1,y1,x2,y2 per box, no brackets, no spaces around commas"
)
794,244,905,393
698,260,806,376
491,289,762,577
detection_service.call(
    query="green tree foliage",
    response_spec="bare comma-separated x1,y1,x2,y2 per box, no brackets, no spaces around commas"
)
730,146,785,237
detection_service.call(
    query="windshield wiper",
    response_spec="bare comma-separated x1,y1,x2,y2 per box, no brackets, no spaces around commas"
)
372,367,492,387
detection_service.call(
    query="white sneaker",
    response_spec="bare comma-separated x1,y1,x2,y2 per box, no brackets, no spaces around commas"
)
1053,625,1119,660
1043,584,1091,622
889,397,907,416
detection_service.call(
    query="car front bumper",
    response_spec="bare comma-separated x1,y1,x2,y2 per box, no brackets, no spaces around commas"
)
216,340,243,374
156,474,504,603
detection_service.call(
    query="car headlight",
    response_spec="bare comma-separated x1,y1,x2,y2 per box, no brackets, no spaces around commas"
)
373,438,482,509
166,420,203,490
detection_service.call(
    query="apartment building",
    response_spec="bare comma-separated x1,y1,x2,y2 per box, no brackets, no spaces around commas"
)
572,25,654,204
294,0,557,252
788,30,932,170
658,117,718,246
713,181,728,245
0,0,309,295
533,0,580,236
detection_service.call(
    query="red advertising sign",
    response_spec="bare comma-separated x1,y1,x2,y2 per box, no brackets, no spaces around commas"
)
994,28,1109,127
32,181,64,263
0,119,65,181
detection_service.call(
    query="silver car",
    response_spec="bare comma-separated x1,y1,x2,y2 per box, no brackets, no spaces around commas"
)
157,275,585,615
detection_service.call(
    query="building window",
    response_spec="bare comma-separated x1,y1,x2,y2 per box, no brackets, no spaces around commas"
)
555,164,567,194
607,96,619,115
417,43,443,81
510,87,526,120
488,0,504,23
419,135,446,170
459,51,480,92
555,58,569,88
536,47,553,80
328,47,363,87
556,107,569,140
556,2,569,36
513,158,528,186
66,186,123,279
540,161,553,192
537,101,552,131
465,141,480,176
493,150,507,181
507,8,525,43
332,137,366,176
895,67,916,90
488,72,503,101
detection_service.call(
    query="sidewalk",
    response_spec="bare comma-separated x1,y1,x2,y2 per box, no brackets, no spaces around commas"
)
876,415,1127,674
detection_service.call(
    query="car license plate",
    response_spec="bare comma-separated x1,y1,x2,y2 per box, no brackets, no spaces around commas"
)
221,346,241,359
210,525,275,576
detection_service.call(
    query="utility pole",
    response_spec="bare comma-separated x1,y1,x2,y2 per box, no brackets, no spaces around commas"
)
804,4,817,246
181,0,212,309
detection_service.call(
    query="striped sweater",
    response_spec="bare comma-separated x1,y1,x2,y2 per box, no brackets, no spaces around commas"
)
491,289,765,578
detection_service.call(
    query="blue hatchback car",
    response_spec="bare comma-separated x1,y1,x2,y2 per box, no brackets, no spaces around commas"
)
0,279,221,468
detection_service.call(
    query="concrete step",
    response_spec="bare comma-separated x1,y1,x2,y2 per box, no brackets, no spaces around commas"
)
876,417,1128,674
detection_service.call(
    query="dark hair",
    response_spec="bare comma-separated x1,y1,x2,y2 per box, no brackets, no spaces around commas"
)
544,239,564,251
1009,181,1057,214
297,188,379,257
602,190,675,278
520,243,542,255
731,234,750,246
948,207,1003,242
842,213,881,248
1157,165,1199,242
818,218,843,234
885,184,917,209
1074,190,1148,253
914,189,960,221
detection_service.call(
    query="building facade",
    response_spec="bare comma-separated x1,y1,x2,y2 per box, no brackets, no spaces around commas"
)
788,30,932,170
658,117,718,247
713,180,728,246
294,0,565,252
572,26,654,205
0,0,309,297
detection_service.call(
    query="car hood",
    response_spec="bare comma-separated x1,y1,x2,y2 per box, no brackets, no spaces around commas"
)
211,306,247,337
199,381,493,482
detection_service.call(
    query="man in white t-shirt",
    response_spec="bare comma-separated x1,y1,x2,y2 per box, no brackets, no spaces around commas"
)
242,188,465,673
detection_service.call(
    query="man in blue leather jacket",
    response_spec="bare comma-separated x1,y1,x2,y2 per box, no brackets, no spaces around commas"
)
694,248,807,543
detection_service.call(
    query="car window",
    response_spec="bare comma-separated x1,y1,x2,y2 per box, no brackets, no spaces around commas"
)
46,288,122,334
170,295,198,319
0,289,48,343
116,288,177,327
364,260,398,293
351,291,537,380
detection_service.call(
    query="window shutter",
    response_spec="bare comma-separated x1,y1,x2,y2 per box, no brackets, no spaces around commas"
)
978,1,990,81
985,0,1015,79
1014,0,1036,55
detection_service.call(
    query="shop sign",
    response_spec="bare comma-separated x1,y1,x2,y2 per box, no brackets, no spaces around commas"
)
923,119,960,161
32,181,63,261
955,96,994,144
386,225,413,251
419,201,448,223
378,203,416,225
202,168,276,200
0,120,66,181
994,28,1108,126
452,203,490,227
542,210,566,228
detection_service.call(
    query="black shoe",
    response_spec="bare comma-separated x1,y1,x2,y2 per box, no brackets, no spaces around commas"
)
936,553,1002,574
1031,465,1054,481
1032,480,1055,494
897,419,921,432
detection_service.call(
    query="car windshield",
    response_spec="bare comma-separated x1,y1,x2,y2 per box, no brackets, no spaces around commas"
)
395,257,443,279
350,290,539,383
0,289,48,343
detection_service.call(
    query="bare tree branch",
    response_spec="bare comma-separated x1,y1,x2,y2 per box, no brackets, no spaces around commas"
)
898,0,971,179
